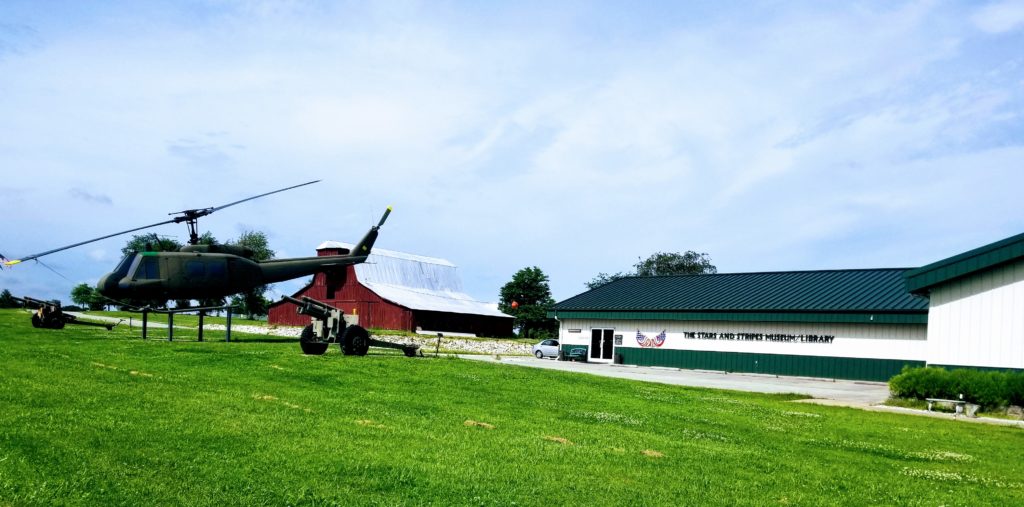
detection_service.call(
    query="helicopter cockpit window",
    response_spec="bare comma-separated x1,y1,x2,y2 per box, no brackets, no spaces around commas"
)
185,261,205,279
135,256,161,280
112,254,136,278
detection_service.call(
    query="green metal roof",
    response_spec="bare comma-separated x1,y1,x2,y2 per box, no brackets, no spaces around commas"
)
905,231,1024,295
551,269,929,323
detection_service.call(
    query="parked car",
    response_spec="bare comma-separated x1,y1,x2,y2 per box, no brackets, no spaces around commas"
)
532,339,559,359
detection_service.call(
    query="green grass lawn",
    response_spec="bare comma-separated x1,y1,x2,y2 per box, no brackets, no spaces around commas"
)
1,309,1022,506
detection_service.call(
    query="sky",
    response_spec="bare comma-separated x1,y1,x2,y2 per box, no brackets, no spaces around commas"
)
1,0,1023,306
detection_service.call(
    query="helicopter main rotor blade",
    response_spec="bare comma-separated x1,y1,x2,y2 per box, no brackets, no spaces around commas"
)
168,180,321,219
212,179,320,214
3,180,321,267
3,218,178,267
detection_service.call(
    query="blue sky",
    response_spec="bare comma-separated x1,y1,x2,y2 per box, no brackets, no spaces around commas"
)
1,0,1023,305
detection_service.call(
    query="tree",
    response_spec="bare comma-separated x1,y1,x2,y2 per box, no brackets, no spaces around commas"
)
229,230,275,319
230,291,272,320
70,283,105,311
70,283,93,307
0,289,17,308
233,230,275,262
586,251,717,289
634,251,717,277
498,266,557,339
121,234,183,257
584,272,629,290
198,296,227,314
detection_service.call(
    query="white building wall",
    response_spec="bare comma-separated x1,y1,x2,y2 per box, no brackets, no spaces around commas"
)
926,260,1024,369
559,318,926,361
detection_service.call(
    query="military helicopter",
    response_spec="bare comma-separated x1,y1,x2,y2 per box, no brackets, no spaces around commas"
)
2,181,392,301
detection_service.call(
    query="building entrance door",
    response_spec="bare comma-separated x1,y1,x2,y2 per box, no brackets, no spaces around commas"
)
590,329,614,361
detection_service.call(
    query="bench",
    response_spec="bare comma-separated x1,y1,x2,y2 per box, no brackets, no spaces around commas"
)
926,398,979,417
564,348,588,362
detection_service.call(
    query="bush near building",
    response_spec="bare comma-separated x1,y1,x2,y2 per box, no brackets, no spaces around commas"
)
889,366,1024,409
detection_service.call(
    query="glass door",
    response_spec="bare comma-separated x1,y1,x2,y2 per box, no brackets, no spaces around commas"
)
590,329,614,361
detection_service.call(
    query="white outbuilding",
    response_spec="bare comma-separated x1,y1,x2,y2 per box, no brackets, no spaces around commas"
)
905,232,1024,372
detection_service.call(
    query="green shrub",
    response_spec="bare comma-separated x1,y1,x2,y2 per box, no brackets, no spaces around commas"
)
1007,373,1024,407
889,366,1024,410
950,369,1003,409
889,366,950,400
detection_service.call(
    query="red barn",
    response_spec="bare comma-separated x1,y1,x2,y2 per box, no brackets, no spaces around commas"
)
268,242,513,337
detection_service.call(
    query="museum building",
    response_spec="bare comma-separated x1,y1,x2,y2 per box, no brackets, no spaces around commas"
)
549,232,1024,381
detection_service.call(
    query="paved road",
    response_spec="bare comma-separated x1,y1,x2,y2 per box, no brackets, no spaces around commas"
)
66,312,168,328
460,355,891,406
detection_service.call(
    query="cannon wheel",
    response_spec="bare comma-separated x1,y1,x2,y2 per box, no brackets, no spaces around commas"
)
299,325,329,355
341,326,370,356
31,314,42,328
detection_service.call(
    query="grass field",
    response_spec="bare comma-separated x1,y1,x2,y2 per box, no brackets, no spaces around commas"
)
1,309,1022,506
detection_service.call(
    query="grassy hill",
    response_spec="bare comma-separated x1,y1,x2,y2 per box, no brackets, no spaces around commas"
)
0,309,1021,505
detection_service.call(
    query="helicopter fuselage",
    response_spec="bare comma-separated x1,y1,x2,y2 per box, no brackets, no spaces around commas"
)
96,250,369,301
94,208,386,302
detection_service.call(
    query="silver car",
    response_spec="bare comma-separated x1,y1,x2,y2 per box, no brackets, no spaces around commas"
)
532,339,559,359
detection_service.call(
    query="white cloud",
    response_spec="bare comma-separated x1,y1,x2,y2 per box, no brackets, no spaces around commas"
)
972,0,1024,33
87,249,114,263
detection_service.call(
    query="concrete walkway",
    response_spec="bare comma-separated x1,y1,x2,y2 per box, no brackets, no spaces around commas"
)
66,312,168,328
459,355,890,405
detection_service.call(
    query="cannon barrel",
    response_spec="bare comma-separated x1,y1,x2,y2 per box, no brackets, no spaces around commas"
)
282,295,336,320
14,296,57,310
61,314,116,330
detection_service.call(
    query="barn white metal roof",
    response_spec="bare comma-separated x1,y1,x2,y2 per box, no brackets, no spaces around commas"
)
317,242,511,319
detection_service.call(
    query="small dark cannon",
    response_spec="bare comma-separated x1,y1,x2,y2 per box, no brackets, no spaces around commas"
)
15,296,116,331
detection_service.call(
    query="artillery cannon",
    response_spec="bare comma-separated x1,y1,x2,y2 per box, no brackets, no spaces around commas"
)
15,296,116,330
282,295,420,357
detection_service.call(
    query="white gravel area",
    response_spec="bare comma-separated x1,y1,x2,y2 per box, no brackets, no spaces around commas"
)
205,324,532,355
390,335,531,355
206,324,304,337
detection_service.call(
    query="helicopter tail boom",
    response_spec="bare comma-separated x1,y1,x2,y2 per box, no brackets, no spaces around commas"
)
257,207,392,285
256,255,368,285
